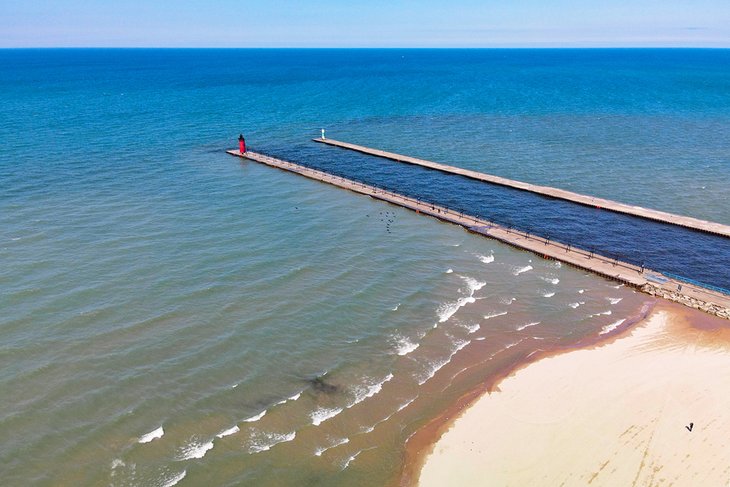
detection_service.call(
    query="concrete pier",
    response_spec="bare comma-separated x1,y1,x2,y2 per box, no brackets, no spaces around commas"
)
313,138,730,238
227,148,730,319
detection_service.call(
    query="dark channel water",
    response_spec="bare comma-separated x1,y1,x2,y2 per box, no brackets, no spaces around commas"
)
264,141,730,292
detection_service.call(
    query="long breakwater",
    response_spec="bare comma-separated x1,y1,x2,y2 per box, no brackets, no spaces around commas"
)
227,149,730,319
313,138,730,238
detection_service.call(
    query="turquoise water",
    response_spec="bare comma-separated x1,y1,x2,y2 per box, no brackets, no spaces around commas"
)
1,49,727,486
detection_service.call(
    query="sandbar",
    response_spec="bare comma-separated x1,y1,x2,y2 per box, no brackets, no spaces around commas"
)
416,304,730,486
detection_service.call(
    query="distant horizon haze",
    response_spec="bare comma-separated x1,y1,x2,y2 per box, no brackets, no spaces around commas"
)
1,0,728,48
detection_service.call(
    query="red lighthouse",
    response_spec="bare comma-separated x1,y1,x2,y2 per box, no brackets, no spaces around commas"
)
238,134,246,154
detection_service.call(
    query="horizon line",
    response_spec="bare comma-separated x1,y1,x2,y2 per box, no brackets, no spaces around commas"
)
2,46,729,50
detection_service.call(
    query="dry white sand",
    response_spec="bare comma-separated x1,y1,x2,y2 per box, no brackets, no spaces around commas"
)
417,307,730,486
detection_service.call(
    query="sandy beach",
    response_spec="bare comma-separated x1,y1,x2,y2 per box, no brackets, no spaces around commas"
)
416,303,730,486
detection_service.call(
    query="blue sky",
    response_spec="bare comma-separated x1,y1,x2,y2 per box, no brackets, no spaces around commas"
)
1,0,728,48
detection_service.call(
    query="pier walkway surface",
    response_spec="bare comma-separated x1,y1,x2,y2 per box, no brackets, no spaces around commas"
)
227,149,730,320
313,138,730,239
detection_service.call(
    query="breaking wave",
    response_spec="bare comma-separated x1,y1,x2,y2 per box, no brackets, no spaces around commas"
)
243,410,267,423
216,425,240,439
462,323,480,334
600,319,626,335
540,276,560,285
248,431,296,454
341,450,362,470
513,265,533,276
314,437,349,457
349,374,394,408
395,336,419,356
516,321,540,331
461,275,487,293
437,296,476,323
161,470,187,487
179,439,214,460
590,310,612,317
138,426,164,444
311,407,343,426
417,340,470,385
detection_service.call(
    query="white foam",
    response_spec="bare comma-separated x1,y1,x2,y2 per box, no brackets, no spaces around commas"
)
453,339,470,352
478,253,494,264
311,407,343,426
392,303,400,311
418,357,450,385
417,340,469,385
513,265,533,276
569,302,580,309
397,397,417,412
516,321,540,331
179,439,214,460
554,262,562,268
484,311,508,320
216,425,240,438
542,291,555,298
611,284,624,289
463,323,480,334
589,310,612,317
350,373,394,407
502,339,523,350
445,268,453,274
578,289,585,294
395,336,419,356
342,450,363,470
315,437,349,456
248,431,296,454
275,391,302,406
243,410,267,423
500,297,516,305
161,470,187,487
437,296,475,323
607,297,623,305
138,426,164,444
541,276,560,285
461,276,487,293
600,319,626,335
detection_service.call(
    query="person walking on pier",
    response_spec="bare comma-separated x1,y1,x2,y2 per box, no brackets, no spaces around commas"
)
238,134,246,154
321,128,326,140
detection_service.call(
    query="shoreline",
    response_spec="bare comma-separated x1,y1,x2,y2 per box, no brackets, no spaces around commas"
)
397,299,655,486
405,301,730,486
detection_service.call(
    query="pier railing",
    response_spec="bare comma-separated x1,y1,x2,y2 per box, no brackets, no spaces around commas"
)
231,148,730,317
253,149,646,274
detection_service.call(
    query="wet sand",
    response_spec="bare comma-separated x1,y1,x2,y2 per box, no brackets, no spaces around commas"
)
411,302,730,486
